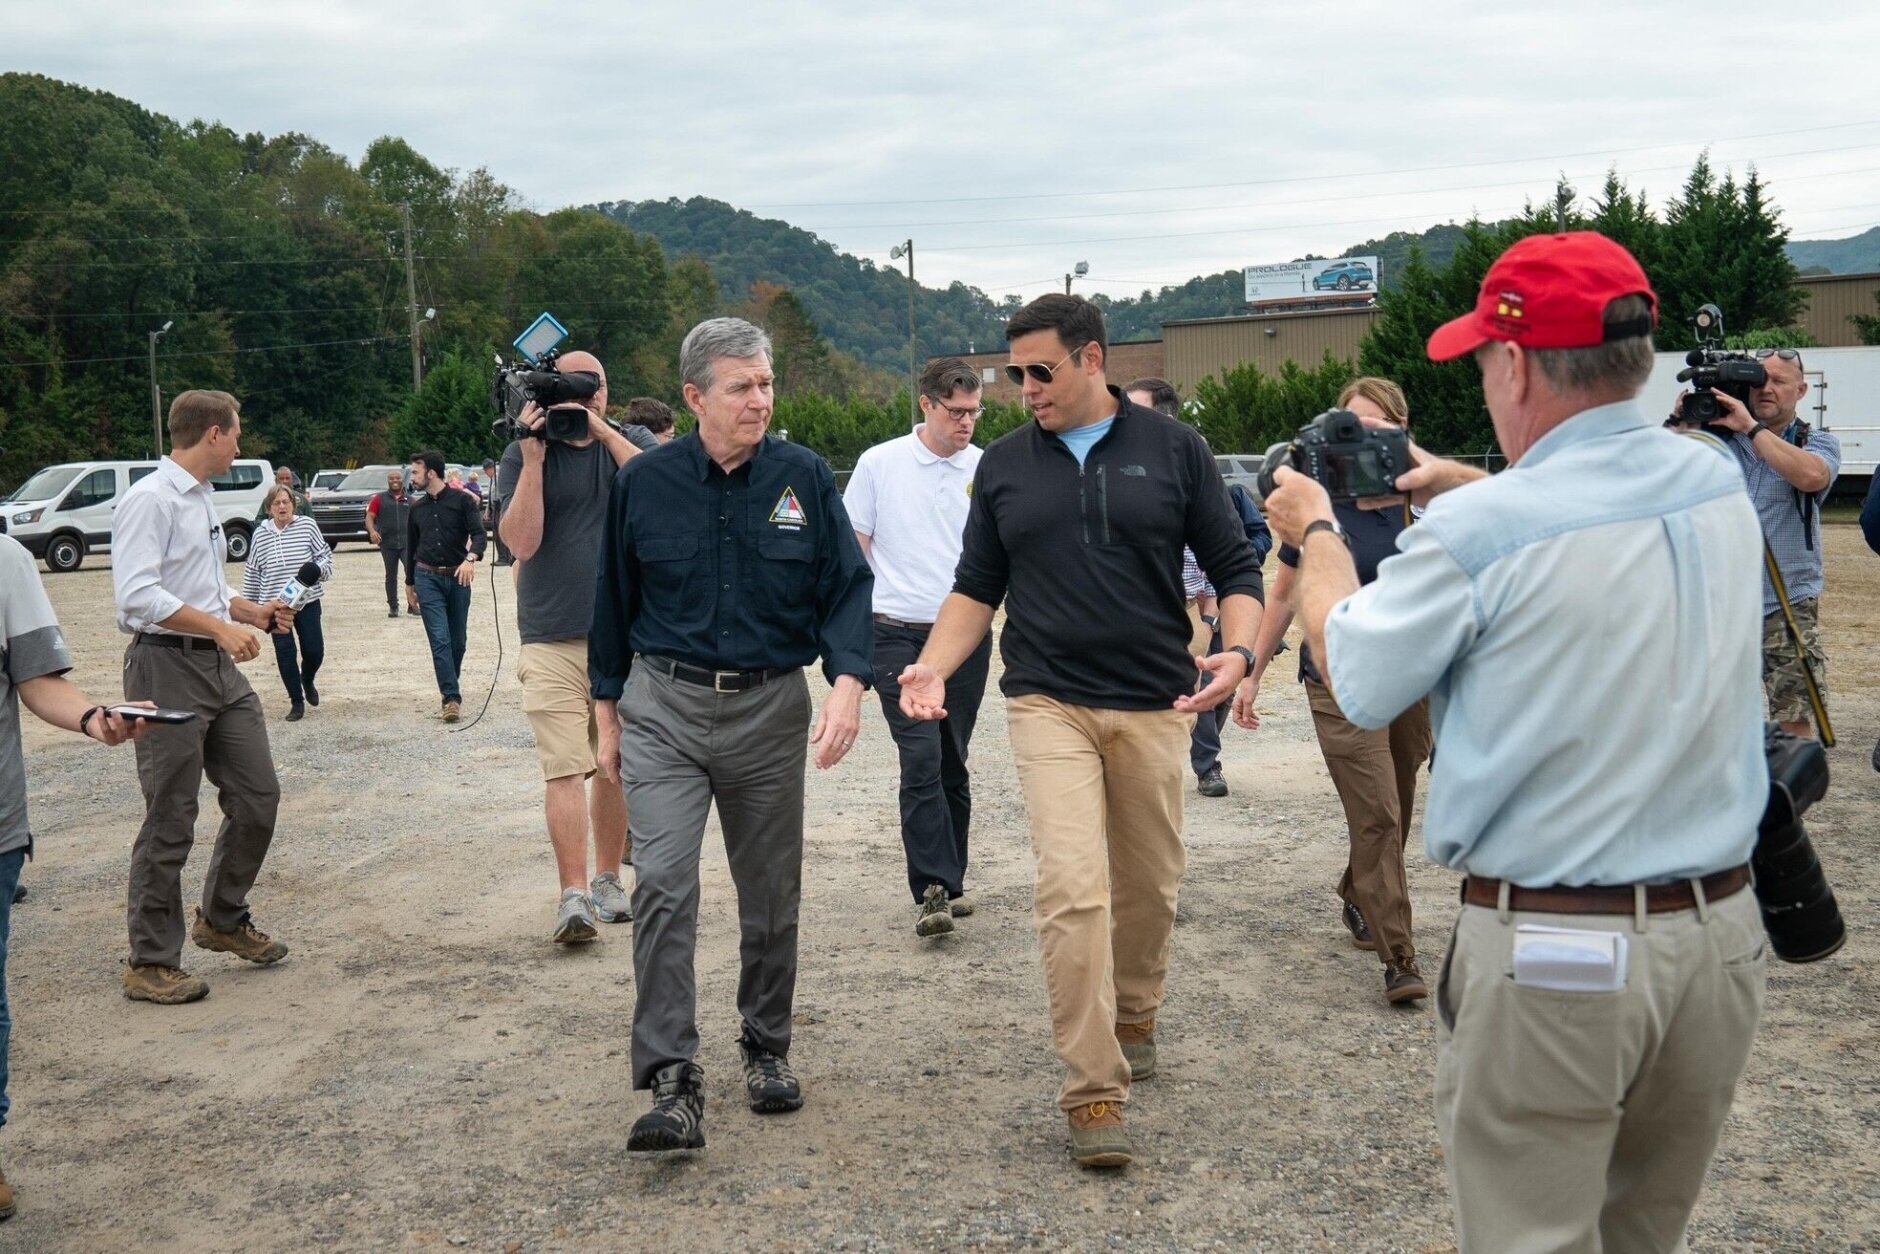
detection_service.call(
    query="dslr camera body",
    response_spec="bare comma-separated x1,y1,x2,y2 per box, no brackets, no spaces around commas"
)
1675,303,1767,426
1256,408,1411,503
492,348,603,444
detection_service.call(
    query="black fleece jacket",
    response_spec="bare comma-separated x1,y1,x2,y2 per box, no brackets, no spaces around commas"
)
952,389,1263,710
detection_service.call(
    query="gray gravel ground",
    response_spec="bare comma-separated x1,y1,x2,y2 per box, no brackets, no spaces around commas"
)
6,534,1878,1251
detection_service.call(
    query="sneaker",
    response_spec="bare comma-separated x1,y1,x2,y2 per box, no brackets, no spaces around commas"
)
949,893,975,918
627,1061,706,1152
304,680,319,707
123,963,209,1004
1115,1018,1157,1081
191,908,288,964
590,872,633,924
915,883,955,938
1342,900,1376,951
1067,1102,1133,1168
285,703,305,722
442,701,461,723
553,889,597,945
738,1033,804,1113
1197,767,1228,798
0,1160,13,1221
1385,957,1429,1004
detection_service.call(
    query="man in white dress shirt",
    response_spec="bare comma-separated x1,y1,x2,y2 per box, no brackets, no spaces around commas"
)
113,390,295,1005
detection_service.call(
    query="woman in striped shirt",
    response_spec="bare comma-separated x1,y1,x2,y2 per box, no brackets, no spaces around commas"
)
243,485,335,721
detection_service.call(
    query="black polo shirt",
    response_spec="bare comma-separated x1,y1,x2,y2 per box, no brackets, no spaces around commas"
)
1277,499,1411,684
588,432,874,700
404,486,487,576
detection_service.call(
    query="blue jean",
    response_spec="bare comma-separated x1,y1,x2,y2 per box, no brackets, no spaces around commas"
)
415,570,471,703
0,847,25,1130
1189,624,1228,776
272,598,325,706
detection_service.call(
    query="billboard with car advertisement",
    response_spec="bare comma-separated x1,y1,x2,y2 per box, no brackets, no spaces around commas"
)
1243,256,1381,303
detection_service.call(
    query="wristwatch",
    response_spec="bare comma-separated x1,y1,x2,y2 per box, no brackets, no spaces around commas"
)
1302,518,1349,548
1226,645,1255,672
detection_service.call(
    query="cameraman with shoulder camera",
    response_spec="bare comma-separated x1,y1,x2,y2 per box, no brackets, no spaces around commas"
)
1264,233,1767,1252
1678,349,1838,738
495,350,658,943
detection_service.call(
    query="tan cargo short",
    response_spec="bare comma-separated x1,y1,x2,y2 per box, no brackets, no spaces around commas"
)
517,638,600,781
1762,599,1826,726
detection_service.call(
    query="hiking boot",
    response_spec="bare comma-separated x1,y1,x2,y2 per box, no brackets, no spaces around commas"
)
915,883,954,938
442,701,461,723
123,963,208,1004
950,893,975,918
1067,1102,1132,1168
191,908,288,964
0,1160,13,1221
590,872,633,924
304,680,319,707
1196,766,1228,798
285,703,305,722
1385,957,1429,1004
553,889,597,945
627,1061,706,1152
1115,1018,1157,1081
1342,900,1375,951
738,1033,804,1113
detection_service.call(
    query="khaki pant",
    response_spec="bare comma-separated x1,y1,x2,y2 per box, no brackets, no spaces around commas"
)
1007,694,1191,1110
1434,886,1765,1253
517,638,602,782
1304,678,1431,963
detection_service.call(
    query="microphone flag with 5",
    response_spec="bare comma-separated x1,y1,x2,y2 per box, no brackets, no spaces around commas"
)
279,561,324,610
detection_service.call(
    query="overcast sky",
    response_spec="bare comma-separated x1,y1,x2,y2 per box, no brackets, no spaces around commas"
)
10,1,1880,301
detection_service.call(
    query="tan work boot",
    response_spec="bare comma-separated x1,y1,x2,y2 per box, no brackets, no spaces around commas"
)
1115,1017,1157,1080
1067,1102,1132,1168
443,701,461,723
123,963,209,1004
0,1159,15,1220
191,908,288,965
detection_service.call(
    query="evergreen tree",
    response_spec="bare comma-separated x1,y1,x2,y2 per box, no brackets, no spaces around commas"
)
389,348,497,464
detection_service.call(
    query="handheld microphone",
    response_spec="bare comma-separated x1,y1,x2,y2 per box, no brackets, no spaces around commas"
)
279,560,325,610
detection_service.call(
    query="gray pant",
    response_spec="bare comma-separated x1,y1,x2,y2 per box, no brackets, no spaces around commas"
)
123,639,282,967
618,662,810,1090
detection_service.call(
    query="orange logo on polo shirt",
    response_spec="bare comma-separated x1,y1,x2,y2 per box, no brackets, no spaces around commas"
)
769,487,808,527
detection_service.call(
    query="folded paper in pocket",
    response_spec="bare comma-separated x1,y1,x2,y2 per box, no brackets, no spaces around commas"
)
1512,924,1629,992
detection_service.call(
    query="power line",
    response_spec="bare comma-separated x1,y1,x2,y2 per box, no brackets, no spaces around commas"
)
0,333,410,371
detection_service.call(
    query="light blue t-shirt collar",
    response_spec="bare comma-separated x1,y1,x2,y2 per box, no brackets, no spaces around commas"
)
1055,415,1116,468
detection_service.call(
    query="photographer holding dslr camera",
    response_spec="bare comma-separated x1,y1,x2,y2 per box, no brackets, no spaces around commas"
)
495,349,659,943
1265,233,1770,1252
1673,322,1839,738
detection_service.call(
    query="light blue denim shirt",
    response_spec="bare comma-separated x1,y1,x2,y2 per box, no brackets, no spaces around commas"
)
1323,400,1766,887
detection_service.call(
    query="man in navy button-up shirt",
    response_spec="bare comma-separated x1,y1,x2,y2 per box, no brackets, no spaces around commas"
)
591,317,872,1153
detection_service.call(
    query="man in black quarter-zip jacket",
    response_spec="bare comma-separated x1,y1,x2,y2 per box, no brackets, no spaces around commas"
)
895,294,1263,1169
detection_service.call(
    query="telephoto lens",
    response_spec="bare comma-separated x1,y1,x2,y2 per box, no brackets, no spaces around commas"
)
1753,727,1845,963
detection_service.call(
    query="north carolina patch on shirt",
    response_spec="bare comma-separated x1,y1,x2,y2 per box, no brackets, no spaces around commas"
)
769,487,808,527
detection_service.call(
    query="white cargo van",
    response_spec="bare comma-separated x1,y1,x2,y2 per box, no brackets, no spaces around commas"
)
0,458,274,572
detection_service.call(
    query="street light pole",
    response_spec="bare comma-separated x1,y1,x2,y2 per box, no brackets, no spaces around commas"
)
148,320,173,457
891,239,917,422
1065,259,1089,295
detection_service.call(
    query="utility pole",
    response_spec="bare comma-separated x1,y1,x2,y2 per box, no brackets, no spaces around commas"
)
402,201,423,391
147,320,173,457
1554,178,1574,233
1065,260,1089,295
890,239,917,422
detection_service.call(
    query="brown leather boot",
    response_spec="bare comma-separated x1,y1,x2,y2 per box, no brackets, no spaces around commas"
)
191,908,288,965
1115,1018,1157,1080
1067,1102,1132,1168
0,1159,15,1220
123,963,209,1004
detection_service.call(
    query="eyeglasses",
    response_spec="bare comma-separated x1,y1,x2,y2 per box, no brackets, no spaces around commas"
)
1753,349,1802,362
1004,346,1085,387
930,401,984,421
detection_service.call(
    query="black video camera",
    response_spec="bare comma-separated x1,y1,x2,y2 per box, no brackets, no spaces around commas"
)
1256,408,1411,502
492,349,602,443
1675,303,1766,426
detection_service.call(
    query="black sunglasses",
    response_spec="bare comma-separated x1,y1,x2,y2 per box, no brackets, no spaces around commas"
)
1004,345,1086,387
1753,348,1802,362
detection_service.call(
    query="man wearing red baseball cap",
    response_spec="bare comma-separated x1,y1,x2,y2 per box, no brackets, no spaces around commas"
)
1265,232,1768,1251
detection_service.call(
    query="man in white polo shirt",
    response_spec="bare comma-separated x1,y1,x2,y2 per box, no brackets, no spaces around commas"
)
845,358,991,939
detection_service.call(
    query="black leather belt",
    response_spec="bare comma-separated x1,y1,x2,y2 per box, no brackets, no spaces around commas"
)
872,613,934,630
416,561,462,576
136,633,220,653
643,655,795,693
1462,865,1750,915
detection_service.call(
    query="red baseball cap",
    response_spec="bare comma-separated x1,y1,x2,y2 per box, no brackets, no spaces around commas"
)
1426,231,1658,362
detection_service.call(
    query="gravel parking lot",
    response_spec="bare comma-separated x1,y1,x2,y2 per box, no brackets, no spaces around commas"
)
7,533,1878,1251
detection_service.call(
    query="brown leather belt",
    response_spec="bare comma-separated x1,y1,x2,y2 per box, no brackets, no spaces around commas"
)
1461,865,1750,915
872,613,933,630
416,561,462,576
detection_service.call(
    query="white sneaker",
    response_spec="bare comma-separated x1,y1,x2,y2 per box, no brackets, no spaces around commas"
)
590,872,633,924
553,889,597,944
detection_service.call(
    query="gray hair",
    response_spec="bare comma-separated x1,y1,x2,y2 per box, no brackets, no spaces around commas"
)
1528,295,1657,399
680,317,773,393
